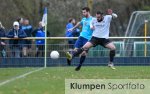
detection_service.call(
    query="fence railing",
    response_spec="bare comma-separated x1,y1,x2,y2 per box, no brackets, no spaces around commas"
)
0,37,150,58
0,37,150,67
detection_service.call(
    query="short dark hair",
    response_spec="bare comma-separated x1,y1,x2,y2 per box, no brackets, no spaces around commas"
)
96,11,103,15
82,7,90,12
68,18,74,23
16,17,23,22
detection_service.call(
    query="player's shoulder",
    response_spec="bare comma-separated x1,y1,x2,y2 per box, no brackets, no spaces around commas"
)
90,16,94,19
92,17,96,20
104,15,112,18
91,17,97,22
80,17,86,23
81,17,86,20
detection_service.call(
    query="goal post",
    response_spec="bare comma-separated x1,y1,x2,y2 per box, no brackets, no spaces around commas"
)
124,11,150,56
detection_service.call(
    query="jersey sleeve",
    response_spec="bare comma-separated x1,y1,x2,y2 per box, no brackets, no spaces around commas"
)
105,15,112,22
90,18,95,29
80,18,84,26
112,13,118,18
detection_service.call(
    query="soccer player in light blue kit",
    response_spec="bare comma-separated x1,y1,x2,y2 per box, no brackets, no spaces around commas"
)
66,7,93,71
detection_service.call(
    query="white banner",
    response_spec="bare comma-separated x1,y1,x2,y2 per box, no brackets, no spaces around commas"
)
65,79,150,94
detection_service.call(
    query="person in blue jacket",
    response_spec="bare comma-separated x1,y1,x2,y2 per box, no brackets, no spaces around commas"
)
33,21,45,57
7,21,27,57
66,18,80,49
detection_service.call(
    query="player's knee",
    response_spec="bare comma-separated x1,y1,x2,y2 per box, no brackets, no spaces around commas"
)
73,48,78,52
81,53,87,56
81,51,87,56
110,46,116,50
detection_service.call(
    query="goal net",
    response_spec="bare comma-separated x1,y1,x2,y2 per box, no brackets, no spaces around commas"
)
124,11,150,56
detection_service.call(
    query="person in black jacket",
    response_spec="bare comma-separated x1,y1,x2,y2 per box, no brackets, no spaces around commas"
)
7,21,27,58
0,21,6,57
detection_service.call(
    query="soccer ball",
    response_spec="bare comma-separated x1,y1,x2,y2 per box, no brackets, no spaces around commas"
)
50,51,59,59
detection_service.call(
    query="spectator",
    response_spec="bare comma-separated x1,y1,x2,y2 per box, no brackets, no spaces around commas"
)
16,17,24,29
65,18,80,49
22,19,33,57
0,21,6,57
7,21,27,58
32,21,45,57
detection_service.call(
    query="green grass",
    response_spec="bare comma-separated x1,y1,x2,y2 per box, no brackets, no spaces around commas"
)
0,66,150,94
0,68,36,82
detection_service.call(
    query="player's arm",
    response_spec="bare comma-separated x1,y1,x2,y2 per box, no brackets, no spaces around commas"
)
107,9,118,19
90,18,95,30
112,13,118,18
68,22,81,32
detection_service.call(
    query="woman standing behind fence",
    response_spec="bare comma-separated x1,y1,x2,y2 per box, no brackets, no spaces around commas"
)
32,21,45,57
0,22,6,57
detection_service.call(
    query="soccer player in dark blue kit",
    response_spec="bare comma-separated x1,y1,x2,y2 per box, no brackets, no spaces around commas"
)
66,7,93,71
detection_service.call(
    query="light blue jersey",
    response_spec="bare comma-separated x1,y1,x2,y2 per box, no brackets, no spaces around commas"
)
80,16,93,40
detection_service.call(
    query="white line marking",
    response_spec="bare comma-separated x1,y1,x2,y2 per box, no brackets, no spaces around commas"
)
0,68,44,87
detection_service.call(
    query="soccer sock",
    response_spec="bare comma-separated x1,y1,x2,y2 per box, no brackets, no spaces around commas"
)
79,56,86,66
109,50,116,62
72,48,84,57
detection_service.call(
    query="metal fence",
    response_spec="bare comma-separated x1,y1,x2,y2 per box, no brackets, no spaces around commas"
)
0,37,150,67
1,39,150,58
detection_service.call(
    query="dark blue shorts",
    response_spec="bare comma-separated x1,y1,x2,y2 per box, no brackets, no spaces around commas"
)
74,36,88,48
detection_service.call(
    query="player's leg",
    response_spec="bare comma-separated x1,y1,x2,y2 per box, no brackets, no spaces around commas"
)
65,41,93,64
65,37,82,65
75,36,89,71
73,42,93,58
75,41,94,71
75,37,100,71
75,51,87,71
105,42,116,69
66,48,77,66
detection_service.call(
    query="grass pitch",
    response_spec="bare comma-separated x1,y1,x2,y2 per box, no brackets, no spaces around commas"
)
0,66,150,94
